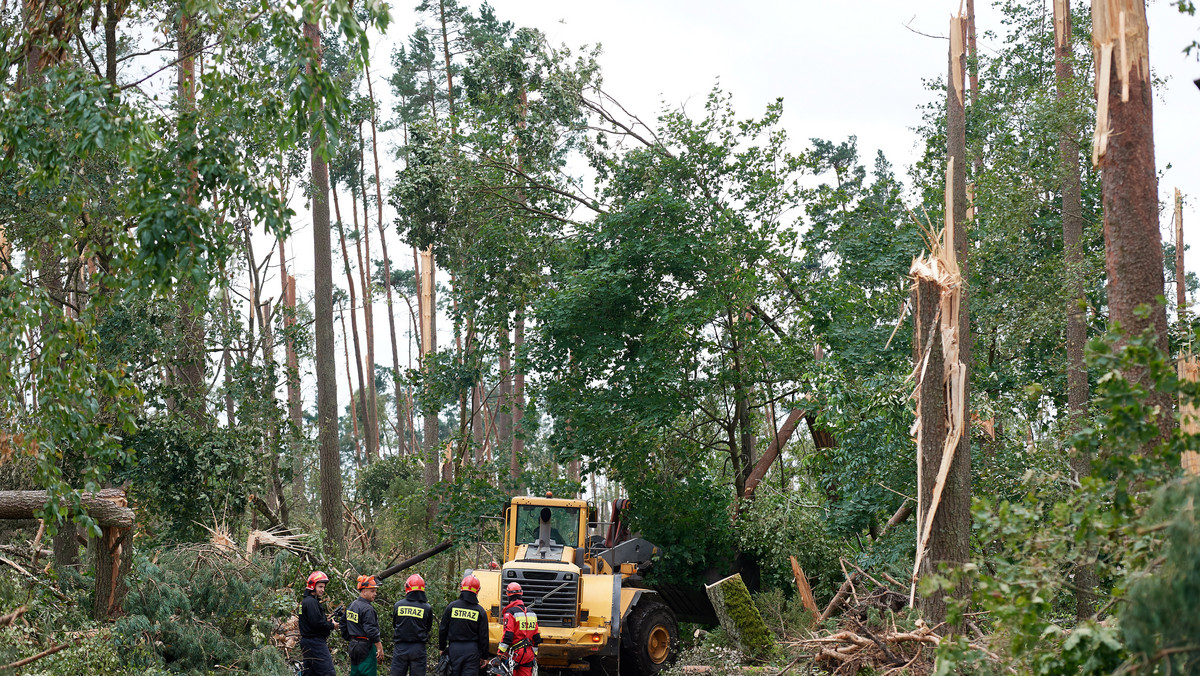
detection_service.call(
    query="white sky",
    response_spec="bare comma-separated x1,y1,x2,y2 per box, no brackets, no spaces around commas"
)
272,0,1200,420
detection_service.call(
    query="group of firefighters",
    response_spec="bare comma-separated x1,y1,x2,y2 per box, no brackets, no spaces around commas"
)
299,570,542,676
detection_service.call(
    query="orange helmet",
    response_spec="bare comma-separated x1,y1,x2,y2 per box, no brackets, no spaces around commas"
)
460,574,481,593
306,571,329,591
506,581,523,597
405,574,426,593
356,574,379,591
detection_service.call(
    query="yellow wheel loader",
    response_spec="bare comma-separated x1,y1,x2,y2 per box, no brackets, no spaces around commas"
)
472,495,679,674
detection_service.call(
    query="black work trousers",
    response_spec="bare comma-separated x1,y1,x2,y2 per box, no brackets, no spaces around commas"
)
447,641,481,676
391,641,427,676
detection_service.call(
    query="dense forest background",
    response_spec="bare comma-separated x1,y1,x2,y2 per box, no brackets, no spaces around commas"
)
1,0,1200,673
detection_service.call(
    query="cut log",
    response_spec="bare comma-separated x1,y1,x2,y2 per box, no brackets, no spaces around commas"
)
704,573,773,657
0,490,133,528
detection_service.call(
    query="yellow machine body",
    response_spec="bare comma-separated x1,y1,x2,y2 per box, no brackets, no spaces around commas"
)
474,496,648,670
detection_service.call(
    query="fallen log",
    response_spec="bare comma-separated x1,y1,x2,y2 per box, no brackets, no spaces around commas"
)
0,490,133,528
376,540,453,581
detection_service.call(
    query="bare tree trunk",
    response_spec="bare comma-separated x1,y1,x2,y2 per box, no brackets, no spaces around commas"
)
175,9,207,419
280,240,305,501
1054,0,1097,621
498,323,513,462
420,247,439,500
510,313,526,484
339,296,364,468
365,69,407,459
305,19,343,552
1091,0,1173,438
356,127,381,461
336,189,372,461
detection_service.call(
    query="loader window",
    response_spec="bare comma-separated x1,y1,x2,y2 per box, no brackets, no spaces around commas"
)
514,505,580,547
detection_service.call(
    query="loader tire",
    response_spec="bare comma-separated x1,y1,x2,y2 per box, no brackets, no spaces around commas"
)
620,599,678,676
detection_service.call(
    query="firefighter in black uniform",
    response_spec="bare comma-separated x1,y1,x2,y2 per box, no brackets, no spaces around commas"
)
391,573,434,676
439,574,489,676
299,571,339,676
346,575,386,676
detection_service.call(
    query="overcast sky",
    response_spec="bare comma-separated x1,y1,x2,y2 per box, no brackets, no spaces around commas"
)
274,0,1200,417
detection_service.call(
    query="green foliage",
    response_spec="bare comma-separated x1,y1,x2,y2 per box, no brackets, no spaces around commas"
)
933,326,1198,673
115,549,297,675
735,492,842,603
119,416,263,542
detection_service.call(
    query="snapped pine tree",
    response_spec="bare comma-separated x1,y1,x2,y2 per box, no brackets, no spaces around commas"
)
1091,0,1174,439
907,12,972,627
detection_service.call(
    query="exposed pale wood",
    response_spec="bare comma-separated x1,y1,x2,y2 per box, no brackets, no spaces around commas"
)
1180,357,1200,475
2,640,76,670
790,556,818,614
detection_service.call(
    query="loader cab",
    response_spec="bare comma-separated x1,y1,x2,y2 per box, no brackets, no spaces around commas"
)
503,496,588,564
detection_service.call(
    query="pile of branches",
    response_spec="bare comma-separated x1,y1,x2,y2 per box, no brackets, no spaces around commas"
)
795,563,999,675
796,618,939,675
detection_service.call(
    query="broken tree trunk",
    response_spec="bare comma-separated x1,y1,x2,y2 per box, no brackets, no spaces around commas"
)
907,13,973,629
705,573,773,657
742,408,805,498
790,556,819,615
1091,0,1174,440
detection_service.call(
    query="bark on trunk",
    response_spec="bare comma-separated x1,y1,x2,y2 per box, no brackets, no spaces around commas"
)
305,19,344,552
1091,0,1174,439
175,11,207,419
356,128,381,461
1055,0,1097,621
498,323,513,458
280,239,305,501
420,247,439,498
339,297,364,468
510,313,526,484
337,190,372,462
915,16,973,627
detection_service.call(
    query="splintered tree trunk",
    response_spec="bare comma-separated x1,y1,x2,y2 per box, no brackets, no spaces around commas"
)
1055,0,1097,621
1091,0,1173,439
1176,189,1186,318
912,15,972,627
280,239,305,501
305,19,343,551
420,247,439,499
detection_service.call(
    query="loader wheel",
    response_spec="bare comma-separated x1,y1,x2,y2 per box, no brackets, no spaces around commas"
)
620,600,678,676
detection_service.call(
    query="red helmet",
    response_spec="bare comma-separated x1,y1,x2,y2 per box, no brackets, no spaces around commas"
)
306,571,329,591
356,575,379,591
405,574,426,593
506,581,523,597
460,574,481,593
